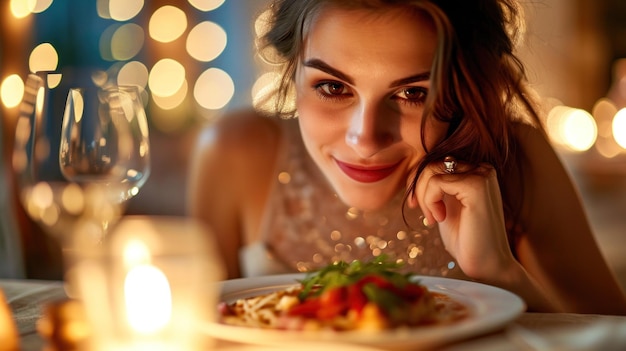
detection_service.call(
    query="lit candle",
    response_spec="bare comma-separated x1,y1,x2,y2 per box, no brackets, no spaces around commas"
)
124,264,172,335
68,216,225,351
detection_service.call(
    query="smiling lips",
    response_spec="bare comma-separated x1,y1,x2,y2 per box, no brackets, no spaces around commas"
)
335,160,400,183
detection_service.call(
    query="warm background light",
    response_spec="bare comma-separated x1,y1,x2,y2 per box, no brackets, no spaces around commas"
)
10,0,53,16
109,23,145,61
108,0,143,21
9,0,34,18
613,108,626,149
194,67,234,110
32,0,53,13
28,43,59,73
1,74,25,108
591,98,623,158
3,0,241,135
186,21,227,62
546,106,598,152
148,58,186,98
149,5,187,43
46,73,63,89
152,80,188,110
117,61,149,89
188,0,225,12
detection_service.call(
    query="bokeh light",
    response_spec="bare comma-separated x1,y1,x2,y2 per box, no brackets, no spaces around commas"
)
32,0,53,13
152,80,188,110
188,0,225,12
592,98,622,158
149,6,187,43
613,108,626,149
29,43,59,73
1,74,25,108
7,0,240,134
151,81,190,133
9,0,34,18
194,68,234,110
186,21,227,62
98,0,144,21
547,106,598,152
109,0,143,21
148,59,186,98
117,61,149,89
592,98,618,138
100,23,145,62
46,73,63,89
111,23,145,61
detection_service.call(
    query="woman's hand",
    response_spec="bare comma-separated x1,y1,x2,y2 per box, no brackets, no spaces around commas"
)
408,161,517,281
407,160,562,312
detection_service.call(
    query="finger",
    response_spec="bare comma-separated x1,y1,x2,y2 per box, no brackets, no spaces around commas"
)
416,160,492,223
410,162,432,222
423,171,474,225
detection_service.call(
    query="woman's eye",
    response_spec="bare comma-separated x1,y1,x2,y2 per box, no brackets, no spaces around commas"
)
316,81,350,97
396,87,428,104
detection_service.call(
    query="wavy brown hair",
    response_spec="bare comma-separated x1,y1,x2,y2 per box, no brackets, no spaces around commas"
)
256,0,544,245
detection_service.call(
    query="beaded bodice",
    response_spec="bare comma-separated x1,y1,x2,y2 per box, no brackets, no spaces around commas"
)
249,118,464,279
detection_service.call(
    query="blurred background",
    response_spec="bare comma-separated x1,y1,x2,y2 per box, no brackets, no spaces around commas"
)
0,0,625,288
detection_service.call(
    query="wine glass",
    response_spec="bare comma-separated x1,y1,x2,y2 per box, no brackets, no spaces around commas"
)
13,72,150,252
59,85,151,210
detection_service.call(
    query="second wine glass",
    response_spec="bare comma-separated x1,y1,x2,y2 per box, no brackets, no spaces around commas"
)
59,85,150,204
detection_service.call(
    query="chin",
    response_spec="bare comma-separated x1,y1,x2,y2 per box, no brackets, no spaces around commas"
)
333,186,399,212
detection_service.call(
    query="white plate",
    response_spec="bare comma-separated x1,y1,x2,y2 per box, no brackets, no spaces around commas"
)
201,273,525,350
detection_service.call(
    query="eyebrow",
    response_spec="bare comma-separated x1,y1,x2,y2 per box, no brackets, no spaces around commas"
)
302,58,431,87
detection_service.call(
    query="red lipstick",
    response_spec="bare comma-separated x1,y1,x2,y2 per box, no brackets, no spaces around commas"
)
335,160,399,183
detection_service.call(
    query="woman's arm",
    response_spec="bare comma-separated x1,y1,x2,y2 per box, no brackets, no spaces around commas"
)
412,158,563,312
411,122,626,313
186,109,281,279
514,123,626,314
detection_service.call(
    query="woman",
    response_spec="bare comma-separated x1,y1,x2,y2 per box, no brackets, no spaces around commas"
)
187,0,626,313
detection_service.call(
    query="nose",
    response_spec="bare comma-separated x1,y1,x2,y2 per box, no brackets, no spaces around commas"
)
345,102,396,158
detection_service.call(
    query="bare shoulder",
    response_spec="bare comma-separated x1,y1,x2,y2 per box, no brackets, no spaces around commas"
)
194,108,283,164
188,108,285,206
510,122,626,313
509,121,581,228
511,121,554,160
187,108,286,278
510,122,572,188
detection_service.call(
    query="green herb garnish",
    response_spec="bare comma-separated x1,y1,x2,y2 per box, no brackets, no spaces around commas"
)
297,255,416,300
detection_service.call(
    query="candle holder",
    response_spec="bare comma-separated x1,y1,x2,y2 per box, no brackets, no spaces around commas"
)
66,216,225,351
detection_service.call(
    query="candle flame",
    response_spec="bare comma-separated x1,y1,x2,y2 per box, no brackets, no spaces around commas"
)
124,265,172,334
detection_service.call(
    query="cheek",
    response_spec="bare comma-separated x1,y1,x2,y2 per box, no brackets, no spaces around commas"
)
296,93,347,145
297,100,331,152
421,118,449,150
398,116,448,155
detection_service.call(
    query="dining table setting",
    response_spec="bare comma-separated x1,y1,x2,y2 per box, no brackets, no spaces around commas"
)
3,266,626,351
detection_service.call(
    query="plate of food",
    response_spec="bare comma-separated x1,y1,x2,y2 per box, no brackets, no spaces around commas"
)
201,257,525,350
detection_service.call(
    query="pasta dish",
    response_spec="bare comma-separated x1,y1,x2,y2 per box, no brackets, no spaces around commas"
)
219,257,469,331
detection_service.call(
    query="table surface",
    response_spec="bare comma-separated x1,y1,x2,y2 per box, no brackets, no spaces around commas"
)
3,279,626,351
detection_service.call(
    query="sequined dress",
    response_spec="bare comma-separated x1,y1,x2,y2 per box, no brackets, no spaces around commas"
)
240,118,466,280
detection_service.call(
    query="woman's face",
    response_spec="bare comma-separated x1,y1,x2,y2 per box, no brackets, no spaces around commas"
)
295,5,447,211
